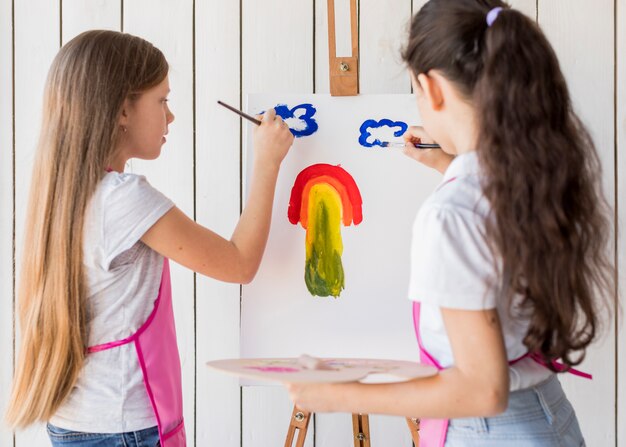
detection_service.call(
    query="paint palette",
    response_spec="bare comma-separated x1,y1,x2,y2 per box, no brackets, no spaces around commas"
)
207,357,437,384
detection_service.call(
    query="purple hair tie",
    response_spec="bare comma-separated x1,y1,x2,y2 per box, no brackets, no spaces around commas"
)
486,6,503,27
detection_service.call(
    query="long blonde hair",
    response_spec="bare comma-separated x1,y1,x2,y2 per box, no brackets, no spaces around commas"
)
6,30,168,428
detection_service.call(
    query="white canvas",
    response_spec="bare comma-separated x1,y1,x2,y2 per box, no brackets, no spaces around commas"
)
241,94,441,364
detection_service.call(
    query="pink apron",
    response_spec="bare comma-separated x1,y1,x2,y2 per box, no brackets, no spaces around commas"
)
88,258,186,447
412,302,590,447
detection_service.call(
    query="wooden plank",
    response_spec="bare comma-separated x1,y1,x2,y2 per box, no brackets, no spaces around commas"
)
242,386,314,447
0,0,14,444
241,0,313,444
414,1,537,20
617,0,625,444
411,1,537,27
4,1,121,444
539,1,616,445
320,0,415,94
410,1,537,27
359,0,411,93
316,414,354,446
123,0,196,442
315,0,331,93
317,414,415,446
327,0,358,96
2,3,621,447
242,0,313,94
13,1,60,445
12,3,120,445
408,0,427,98
317,1,414,445
194,0,242,445
61,0,120,43
323,2,418,446
368,415,414,446
509,0,537,20
410,1,428,22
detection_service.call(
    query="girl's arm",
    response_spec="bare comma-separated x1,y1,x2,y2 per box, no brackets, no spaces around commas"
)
287,307,510,419
141,108,294,284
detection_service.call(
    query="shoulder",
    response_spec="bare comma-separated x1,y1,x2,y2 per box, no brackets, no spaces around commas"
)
100,171,152,192
412,201,490,269
87,172,173,269
409,175,497,308
415,178,487,238
92,172,174,233
97,172,170,206
429,173,486,215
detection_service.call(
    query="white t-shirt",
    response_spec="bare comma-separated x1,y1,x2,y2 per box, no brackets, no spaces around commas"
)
408,151,552,391
50,172,174,433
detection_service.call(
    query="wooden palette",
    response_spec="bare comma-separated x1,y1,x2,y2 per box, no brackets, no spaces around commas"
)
207,357,437,384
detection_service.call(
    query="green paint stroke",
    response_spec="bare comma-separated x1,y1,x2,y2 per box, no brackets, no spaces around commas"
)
304,198,344,298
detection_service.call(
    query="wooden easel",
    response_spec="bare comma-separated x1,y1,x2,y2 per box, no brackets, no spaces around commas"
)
285,407,421,447
327,0,359,96
206,357,435,446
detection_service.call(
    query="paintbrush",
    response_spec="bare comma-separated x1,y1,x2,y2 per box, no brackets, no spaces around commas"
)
380,141,441,149
217,100,262,126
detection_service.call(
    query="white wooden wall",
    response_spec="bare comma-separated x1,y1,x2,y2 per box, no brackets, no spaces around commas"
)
0,1,623,446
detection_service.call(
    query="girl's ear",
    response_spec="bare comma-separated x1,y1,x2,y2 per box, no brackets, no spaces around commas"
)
118,98,131,127
416,72,444,111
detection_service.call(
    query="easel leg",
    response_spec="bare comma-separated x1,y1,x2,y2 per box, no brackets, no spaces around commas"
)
351,413,371,447
285,406,312,447
406,417,420,446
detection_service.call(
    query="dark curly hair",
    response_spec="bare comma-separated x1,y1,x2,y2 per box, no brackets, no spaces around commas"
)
402,0,614,370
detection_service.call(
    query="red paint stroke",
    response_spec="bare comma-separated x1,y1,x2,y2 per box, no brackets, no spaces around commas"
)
288,164,363,228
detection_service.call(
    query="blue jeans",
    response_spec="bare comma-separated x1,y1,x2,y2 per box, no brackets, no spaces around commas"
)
47,424,159,447
445,375,585,446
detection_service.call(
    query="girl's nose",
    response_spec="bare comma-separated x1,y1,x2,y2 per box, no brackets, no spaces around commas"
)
167,105,175,124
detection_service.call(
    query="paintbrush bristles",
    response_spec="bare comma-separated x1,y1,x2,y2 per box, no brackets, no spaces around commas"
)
380,141,405,148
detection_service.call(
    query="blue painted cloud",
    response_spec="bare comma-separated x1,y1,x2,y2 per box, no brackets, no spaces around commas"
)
273,103,319,138
358,119,408,147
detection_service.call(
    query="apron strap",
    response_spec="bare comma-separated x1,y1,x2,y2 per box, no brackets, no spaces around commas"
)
528,352,592,379
88,336,135,353
412,302,444,369
86,301,161,354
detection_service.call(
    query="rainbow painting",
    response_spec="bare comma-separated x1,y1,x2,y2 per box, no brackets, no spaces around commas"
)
288,164,363,298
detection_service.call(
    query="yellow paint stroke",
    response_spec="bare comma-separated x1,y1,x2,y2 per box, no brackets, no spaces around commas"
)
304,183,344,297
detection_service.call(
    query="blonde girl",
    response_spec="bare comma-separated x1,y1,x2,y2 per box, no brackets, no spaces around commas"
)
6,30,293,447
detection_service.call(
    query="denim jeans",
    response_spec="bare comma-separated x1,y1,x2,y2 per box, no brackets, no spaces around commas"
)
445,375,585,446
47,424,159,447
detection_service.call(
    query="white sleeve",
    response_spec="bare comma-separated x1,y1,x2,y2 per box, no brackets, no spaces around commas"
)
101,174,174,270
408,204,497,310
